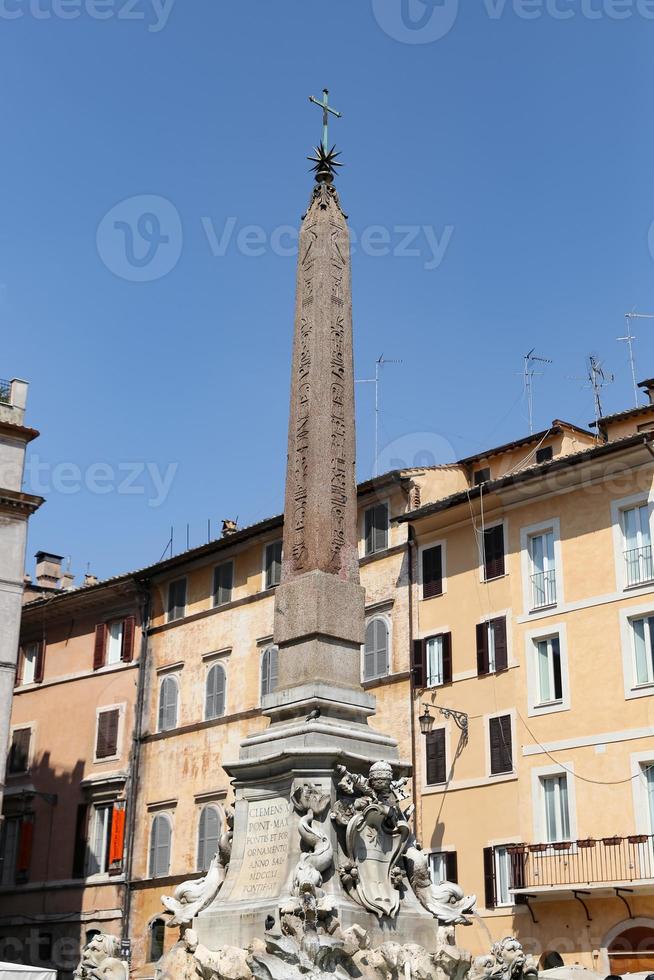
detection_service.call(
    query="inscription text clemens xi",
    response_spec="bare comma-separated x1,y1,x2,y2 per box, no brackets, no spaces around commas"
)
230,799,290,901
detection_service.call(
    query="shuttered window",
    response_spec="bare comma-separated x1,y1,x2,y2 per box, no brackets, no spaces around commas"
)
483,524,505,581
265,541,283,589
213,561,234,606
158,676,179,732
363,619,390,681
205,664,226,720
8,728,31,774
96,709,120,760
429,851,458,884
489,715,513,775
149,919,166,963
86,804,112,876
197,805,221,872
422,545,443,599
425,729,447,786
149,814,172,879
476,617,508,676
72,805,89,878
0,817,20,886
261,646,279,698
364,503,389,556
167,579,187,622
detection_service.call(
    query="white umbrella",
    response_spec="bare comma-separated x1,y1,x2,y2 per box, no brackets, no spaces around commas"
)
0,963,56,980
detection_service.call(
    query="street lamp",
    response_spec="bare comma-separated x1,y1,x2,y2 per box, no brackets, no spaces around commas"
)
419,704,435,736
419,701,470,746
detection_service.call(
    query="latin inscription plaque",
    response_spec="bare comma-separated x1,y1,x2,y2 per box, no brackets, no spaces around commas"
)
230,797,291,901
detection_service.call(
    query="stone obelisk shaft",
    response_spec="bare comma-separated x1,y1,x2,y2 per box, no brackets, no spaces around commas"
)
274,181,365,694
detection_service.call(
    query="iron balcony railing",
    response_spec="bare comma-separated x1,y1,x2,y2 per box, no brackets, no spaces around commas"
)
0,379,11,405
530,568,557,609
625,546,654,587
503,835,654,890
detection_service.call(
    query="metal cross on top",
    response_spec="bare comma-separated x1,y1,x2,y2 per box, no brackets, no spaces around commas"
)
308,88,342,149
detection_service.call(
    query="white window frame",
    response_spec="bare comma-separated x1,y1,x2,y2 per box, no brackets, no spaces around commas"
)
525,623,570,717
531,762,577,846
491,842,514,908
484,709,516,779
149,812,173,879
612,491,654,592
425,634,445,688
361,614,392,682
630,750,654,836
361,500,390,558
479,517,508,584
21,642,38,686
262,540,283,591
105,621,124,666
620,601,654,700
85,803,113,878
477,607,514,672
93,703,125,764
418,539,447,600
428,847,455,883
520,518,563,615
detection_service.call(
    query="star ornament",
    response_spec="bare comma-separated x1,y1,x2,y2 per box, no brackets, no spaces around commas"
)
308,144,343,182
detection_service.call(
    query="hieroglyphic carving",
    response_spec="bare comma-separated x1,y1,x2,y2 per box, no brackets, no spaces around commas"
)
329,222,348,573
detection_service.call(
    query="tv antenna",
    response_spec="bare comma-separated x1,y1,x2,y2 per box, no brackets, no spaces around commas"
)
570,356,614,428
620,311,654,406
520,349,552,434
356,354,402,477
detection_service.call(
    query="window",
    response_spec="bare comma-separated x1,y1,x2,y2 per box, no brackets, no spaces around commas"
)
7,728,31,775
482,524,505,581
197,805,221,872
426,634,452,688
364,503,389,556
631,616,654,687
0,816,20,886
536,446,553,465
429,850,457,883
363,618,390,681
205,664,226,720
158,676,179,732
425,729,447,786
260,646,278,698
541,774,571,842
622,504,653,586
96,709,120,760
473,467,491,486
21,643,38,686
149,814,172,878
167,579,187,622
422,545,443,599
93,618,135,670
149,919,165,963
213,561,234,606
106,621,123,666
483,846,513,908
476,617,508,676
264,541,282,590
86,804,112,876
528,530,556,609
489,715,513,775
37,933,53,961
535,636,563,706
645,764,654,832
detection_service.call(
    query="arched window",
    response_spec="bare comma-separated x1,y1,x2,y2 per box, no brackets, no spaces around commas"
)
197,805,221,872
205,664,226,721
149,918,165,963
158,676,178,732
363,618,390,681
85,929,101,946
149,814,172,879
261,646,278,698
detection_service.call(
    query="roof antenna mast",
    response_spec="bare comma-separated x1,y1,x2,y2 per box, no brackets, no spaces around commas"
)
570,356,615,429
522,349,552,435
621,311,654,407
356,354,402,478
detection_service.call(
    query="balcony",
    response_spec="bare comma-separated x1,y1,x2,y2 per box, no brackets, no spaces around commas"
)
0,379,11,406
625,546,654,587
530,569,557,610
501,836,654,895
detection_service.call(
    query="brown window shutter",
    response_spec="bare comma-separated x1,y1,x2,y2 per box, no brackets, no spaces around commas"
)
8,729,31,774
483,847,496,909
492,617,508,672
121,616,135,663
476,623,489,676
16,816,34,880
412,639,426,689
489,715,513,775
426,729,447,786
483,525,505,580
422,546,443,599
442,633,453,685
96,709,120,760
445,850,458,884
73,804,89,878
93,624,107,670
34,640,45,684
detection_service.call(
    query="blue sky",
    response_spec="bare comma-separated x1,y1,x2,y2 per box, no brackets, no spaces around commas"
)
2,0,653,581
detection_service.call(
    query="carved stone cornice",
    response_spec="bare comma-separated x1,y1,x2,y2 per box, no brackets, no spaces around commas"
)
0,487,44,519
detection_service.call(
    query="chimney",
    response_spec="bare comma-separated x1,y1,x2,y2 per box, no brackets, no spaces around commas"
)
222,519,238,537
84,572,99,588
34,551,64,589
60,571,75,591
637,378,654,405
